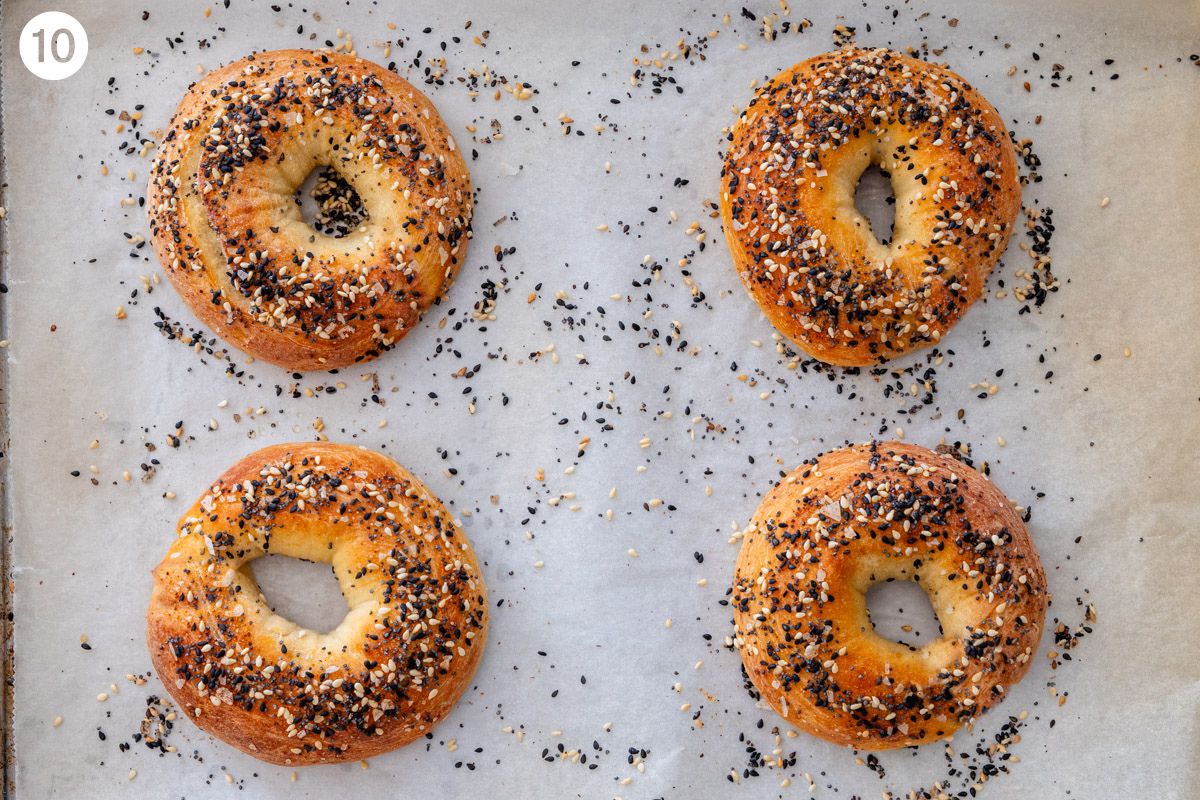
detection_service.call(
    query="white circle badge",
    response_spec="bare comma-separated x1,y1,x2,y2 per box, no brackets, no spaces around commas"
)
20,12,88,81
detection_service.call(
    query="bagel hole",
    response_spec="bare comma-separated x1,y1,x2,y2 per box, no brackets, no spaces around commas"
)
866,579,942,650
294,166,368,238
249,554,348,634
853,164,896,246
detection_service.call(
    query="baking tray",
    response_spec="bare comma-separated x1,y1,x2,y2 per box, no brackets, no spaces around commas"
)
1,0,1198,796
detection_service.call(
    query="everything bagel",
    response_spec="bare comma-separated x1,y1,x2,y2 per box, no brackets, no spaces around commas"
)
721,47,1021,366
148,49,473,371
732,442,1046,749
147,443,488,765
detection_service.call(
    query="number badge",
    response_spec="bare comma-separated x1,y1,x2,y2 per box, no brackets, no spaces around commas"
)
20,11,88,81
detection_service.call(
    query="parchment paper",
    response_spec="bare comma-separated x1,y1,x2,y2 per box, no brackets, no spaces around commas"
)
2,0,1198,797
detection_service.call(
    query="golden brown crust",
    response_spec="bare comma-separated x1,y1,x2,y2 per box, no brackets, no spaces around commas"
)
732,442,1045,749
721,47,1021,366
147,443,488,765
148,49,473,371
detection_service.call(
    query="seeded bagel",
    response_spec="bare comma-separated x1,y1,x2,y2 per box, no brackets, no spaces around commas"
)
721,47,1020,365
732,441,1046,749
148,49,473,370
147,443,489,765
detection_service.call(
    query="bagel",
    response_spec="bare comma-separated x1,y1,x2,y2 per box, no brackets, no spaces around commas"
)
148,49,473,371
731,441,1046,749
146,443,488,765
720,47,1021,366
